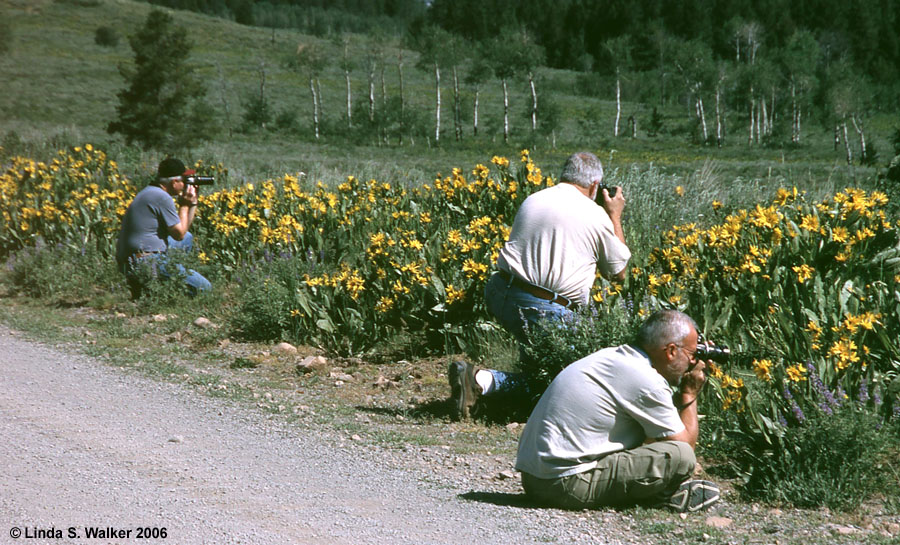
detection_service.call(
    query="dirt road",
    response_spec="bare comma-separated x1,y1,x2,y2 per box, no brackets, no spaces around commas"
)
0,327,628,545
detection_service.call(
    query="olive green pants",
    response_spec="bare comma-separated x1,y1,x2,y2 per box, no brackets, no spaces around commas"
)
521,441,696,509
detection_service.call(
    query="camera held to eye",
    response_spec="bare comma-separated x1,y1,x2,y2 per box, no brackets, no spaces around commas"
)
696,343,731,363
184,176,215,186
598,184,617,198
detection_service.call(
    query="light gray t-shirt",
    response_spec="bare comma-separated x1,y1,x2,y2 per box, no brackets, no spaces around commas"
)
515,344,685,479
497,183,631,305
115,185,180,265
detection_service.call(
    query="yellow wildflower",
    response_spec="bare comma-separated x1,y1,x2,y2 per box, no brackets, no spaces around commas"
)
753,359,773,382
785,363,807,382
792,264,814,283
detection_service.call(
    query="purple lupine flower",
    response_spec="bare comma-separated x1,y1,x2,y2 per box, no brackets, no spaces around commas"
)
782,386,794,401
819,401,833,416
834,386,847,407
822,388,837,410
792,401,806,423
778,413,788,427
858,380,870,404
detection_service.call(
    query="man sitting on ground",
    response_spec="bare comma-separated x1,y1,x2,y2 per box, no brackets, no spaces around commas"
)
515,309,720,512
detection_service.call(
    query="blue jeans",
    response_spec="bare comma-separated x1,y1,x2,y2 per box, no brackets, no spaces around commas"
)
483,271,575,395
122,233,211,298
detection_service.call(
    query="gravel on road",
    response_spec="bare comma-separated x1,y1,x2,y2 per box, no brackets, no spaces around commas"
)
0,326,634,545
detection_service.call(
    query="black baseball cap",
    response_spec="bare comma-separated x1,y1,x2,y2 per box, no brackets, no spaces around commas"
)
157,157,196,178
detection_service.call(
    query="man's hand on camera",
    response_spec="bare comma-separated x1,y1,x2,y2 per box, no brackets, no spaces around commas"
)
680,359,707,397
600,186,625,220
180,184,199,207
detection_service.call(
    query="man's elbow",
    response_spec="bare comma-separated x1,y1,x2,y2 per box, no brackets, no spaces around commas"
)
168,225,187,241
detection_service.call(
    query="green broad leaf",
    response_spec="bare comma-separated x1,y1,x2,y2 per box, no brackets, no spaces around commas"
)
431,273,445,295
708,296,733,333
316,317,335,333
446,202,465,215
839,279,854,313
293,289,314,316
814,275,826,315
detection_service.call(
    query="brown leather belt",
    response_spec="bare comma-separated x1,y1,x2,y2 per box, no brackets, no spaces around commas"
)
131,251,164,260
497,269,574,308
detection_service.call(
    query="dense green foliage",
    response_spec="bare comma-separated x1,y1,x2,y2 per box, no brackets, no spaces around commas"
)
144,0,426,35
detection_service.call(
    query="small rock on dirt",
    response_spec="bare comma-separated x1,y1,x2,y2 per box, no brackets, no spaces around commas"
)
274,342,297,354
192,317,215,329
296,356,328,374
705,516,732,528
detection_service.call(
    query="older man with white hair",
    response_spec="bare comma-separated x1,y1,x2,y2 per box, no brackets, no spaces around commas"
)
449,151,631,420
516,309,719,512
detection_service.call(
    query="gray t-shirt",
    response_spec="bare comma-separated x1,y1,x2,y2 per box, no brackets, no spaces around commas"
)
515,344,685,479
115,185,180,265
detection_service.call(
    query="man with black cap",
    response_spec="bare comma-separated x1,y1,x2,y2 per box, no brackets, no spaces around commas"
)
115,157,211,298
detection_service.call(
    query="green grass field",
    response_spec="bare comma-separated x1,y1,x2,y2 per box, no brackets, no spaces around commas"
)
1,0,895,189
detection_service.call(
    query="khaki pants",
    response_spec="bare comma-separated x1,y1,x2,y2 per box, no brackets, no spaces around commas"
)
521,441,695,509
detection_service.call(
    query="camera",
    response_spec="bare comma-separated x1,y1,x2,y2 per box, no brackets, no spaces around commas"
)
184,176,215,186
696,343,731,363
599,184,617,198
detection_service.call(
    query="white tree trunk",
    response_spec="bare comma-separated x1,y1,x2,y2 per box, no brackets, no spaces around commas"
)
309,77,319,140
770,86,776,132
454,66,462,141
434,64,441,143
368,65,375,122
698,97,708,143
760,97,768,136
755,99,762,143
614,74,621,137
842,120,853,164
345,70,352,129
315,79,323,114
715,87,723,147
502,78,509,144
473,89,479,137
748,99,755,144
530,73,538,133
851,114,867,163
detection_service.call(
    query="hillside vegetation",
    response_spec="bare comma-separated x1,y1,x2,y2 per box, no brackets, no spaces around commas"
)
0,0,896,188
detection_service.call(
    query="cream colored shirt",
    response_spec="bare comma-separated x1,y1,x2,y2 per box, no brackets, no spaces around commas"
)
515,344,685,479
497,183,631,305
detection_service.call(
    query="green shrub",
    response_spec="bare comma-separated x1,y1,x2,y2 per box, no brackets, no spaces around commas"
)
519,299,641,402
732,402,899,510
6,242,124,305
94,26,119,47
